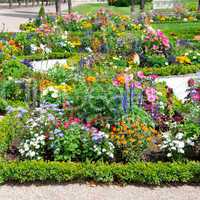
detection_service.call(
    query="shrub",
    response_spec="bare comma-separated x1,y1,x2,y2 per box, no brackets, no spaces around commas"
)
0,161,199,184
0,98,8,115
1,60,31,79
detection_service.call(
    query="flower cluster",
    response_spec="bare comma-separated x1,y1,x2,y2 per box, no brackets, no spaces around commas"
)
143,27,170,54
160,131,195,158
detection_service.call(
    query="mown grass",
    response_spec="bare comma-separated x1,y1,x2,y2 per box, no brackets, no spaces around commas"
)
72,1,199,16
153,21,200,40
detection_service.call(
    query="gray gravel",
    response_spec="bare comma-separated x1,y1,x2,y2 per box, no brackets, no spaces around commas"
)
0,184,200,200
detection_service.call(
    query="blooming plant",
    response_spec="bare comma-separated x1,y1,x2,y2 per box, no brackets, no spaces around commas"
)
143,27,170,55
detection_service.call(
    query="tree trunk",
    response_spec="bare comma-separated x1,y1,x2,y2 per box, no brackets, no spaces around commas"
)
198,0,200,12
140,0,145,12
55,0,62,15
131,0,135,16
68,0,72,14
8,0,12,8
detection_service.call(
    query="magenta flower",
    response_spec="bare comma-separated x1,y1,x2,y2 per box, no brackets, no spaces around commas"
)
162,37,170,48
148,74,159,80
137,71,146,79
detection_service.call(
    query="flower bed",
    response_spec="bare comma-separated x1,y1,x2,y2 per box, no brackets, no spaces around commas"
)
0,9,200,184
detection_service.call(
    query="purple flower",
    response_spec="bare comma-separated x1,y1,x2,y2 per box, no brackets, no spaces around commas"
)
122,90,128,113
92,130,105,143
21,59,33,69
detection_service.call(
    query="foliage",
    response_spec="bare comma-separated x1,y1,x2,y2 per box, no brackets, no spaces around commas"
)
0,161,199,184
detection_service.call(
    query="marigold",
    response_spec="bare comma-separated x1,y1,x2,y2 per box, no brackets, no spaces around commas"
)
8,40,15,46
85,76,96,84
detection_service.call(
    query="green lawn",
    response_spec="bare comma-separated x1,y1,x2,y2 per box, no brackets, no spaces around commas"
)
72,3,152,16
72,1,199,16
153,22,200,40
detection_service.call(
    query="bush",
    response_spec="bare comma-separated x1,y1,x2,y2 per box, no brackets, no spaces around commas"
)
108,0,152,7
0,161,199,184
0,98,8,115
1,60,31,79
134,63,200,76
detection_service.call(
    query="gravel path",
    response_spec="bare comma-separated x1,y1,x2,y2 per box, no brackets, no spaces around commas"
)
0,184,200,200
157,72,200,100
0,1,94,32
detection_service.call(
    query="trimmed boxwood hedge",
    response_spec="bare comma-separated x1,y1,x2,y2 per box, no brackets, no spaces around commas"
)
0,161,199,185
135,63,200,76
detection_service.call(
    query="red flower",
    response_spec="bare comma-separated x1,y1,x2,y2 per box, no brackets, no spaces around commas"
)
188,78,195,87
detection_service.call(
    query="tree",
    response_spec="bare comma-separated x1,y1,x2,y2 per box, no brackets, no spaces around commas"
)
67,0,72,14
55,0,62,15
140,0,145,12
131,0,136,16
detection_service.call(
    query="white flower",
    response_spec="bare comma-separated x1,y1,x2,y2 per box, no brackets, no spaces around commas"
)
51,92,58,98
29,151,36,158
178,148,184,154
167,153,172,157
174,140,185,149
171,146,176,151
24,143,29,151
186,138,194,146
102,148,106,153
176,133,184,140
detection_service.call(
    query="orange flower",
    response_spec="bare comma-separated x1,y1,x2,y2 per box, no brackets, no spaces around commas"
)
0,42,4,50
39,79,52,91
8,40,15,46
85,76,96,84
116,75,125,85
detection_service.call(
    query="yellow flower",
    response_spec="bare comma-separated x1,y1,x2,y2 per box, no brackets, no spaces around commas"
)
82,21,92,29
54,84,72,93
176,56,191,64
188,16,194,21
63,63,70,70
71,38,81,47
160,16,166,21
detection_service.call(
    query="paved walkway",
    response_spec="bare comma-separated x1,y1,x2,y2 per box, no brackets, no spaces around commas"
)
0,1,91,32
0,184,200,200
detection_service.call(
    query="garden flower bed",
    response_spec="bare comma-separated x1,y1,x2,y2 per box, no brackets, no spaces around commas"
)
0,8,199,184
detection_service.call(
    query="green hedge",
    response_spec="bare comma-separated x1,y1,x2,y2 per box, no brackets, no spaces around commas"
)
135,63,200,76
18,52,72,61
0,161,199,185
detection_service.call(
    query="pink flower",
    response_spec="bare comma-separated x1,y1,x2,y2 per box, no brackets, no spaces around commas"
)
137,71,146,79
157,30,164,38
145,87,157,102
162,37,170,48
192,93,200,101
133,81,142,89
148,74,159,80
152,45,158,50
64,121,70,129
147,94,157,102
